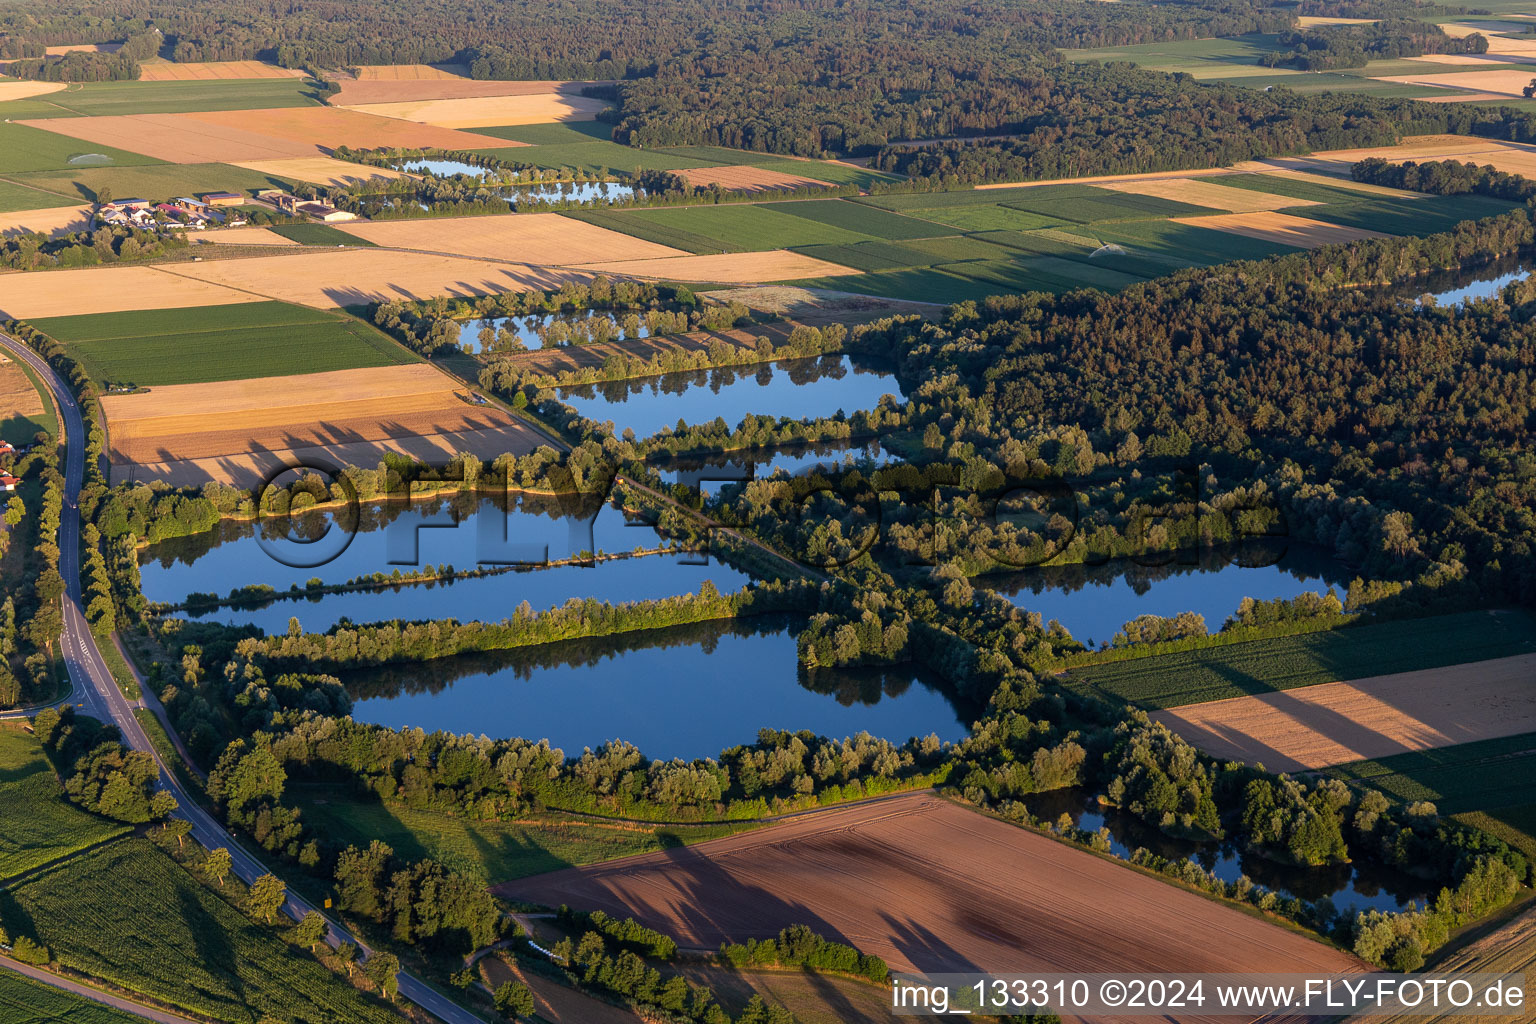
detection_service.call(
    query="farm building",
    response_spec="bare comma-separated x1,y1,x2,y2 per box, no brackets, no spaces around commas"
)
296,201,355,222
110,198,152,210
199,191,245,206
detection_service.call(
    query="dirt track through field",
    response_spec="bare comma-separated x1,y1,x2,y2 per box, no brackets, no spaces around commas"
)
333,213,686,264
499,792,1362,1024
1177,211,1392,248
1154,652,1536,772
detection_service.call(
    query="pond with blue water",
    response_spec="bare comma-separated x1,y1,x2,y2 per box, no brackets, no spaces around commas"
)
558,354,905,439
456,310,652,354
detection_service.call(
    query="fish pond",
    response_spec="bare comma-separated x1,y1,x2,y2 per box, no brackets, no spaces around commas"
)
982,544,1353,648
141,492,749,633
456,309,652,355
557,354,905,439
343,617,973,760
651,439,899,492
1024,788,1437,917
1386,252,1533,307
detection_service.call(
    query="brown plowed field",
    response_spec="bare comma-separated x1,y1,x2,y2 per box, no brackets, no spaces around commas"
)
332,77,609,106
570,250,860,284
671,164,836,193
480,956,642,1024
1176,211,1392,248
498,792,1363,1023
101,365,545,487
333,213,685,264
1154,652,1536,772
137,61,305,81
157,249,593,307
0,266,257,318
18,108,509,164
342,93,611,128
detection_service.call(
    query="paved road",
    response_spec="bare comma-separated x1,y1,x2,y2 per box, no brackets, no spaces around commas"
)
0,332,486,1024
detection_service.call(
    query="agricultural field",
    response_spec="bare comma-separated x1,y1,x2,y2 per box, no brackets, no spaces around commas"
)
331,74,607,105
99,363,544,487
573,204,882,253
1301,193,1521,237
2,162,300,205
136,60,306,81
12,77,327,117
0,969,149,1024
0,838,403,1024
473,122,719,172
670,164,836,193
27,301,416,387
0,266,257,319
229,155,411,186
500,792,1364,980
0,352,57,438
293,789,756,882
759,199,950,239
481,955,645,1024
266,222,378,245
1068,609,1536,709
0,203,92,234
570,249,862,284
333,211,688,264
1175,211,1392,248
0,725,128,881
0,121,161,173
341,92,612,128
1152,651,1536,771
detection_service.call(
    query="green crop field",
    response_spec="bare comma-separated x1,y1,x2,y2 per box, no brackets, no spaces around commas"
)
294,790,755,882
897,203,1070,232
1211,172,1382,206
787,265,1004,305
21,78,326,118
1324,733,1536,814
562,208,727,253
472,124,720,172
741,157,903,188
791,240,945,271
3,162,298,205
948,254,1148,294
1062,33,1283,74
969,228,1096,257
903,234,1022,262
1069,609,1536,709
758,199,947,239
1002,189,1213,223
0,726,128,882
0,178,77,213
855,187,1093,212
268,223,376,246
1306,193,1519,237
0,968,148,1024
576,203,876,252
0,122,161,174
1092,218,1299,264
30,302,416,386
1,838,402,1024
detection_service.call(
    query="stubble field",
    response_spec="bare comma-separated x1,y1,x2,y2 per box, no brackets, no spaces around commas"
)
571,249,863,283
343,93,612,127
334,212,688,264
136,60,305,81
0,266,257,318
671,164,839,193
1176,211,1393,248
499,792,1363,1011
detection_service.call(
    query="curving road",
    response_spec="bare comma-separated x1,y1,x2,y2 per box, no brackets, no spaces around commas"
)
0,331,486,1024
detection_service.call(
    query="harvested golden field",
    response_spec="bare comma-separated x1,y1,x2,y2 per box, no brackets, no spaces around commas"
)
102,364,543,487
21,108,512,164
342,92,612,128
571,250,861,284
0,204,93,238
1439,20,1534,38
333,212,686,264
1105,177,1319,212
193,226,302,246
0,266,258,318
670,164,836,193
1273,134,1536,180
352,64,473,81
44,42,119,55
501,793,1363,1023
0,80,66,101
333,77,606,106
137,61,305,81
158,249,590,307
1373,69,1536,98
1153,652,1536,772
229,156,412,186
182,106,512,152
0,356,44,423
1178,211,1392,247
1403,53,1536,66
16,113,317,163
